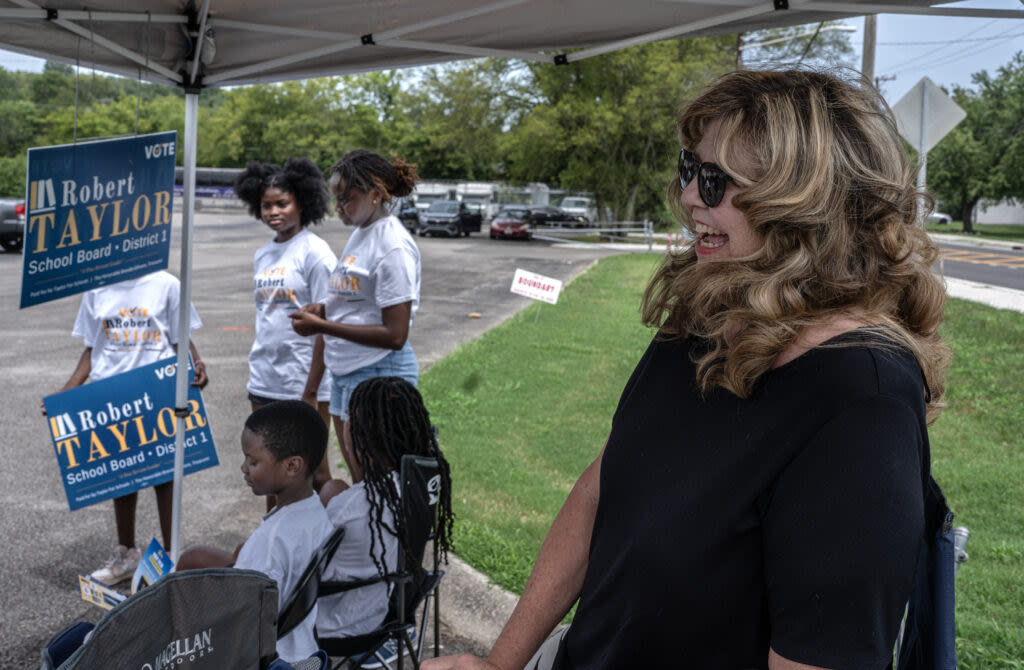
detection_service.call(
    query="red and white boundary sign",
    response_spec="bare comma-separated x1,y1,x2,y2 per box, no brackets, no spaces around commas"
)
511,268,562,305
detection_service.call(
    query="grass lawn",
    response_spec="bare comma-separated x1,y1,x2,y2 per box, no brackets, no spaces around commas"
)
419,253,1024,668
926,222,1024,244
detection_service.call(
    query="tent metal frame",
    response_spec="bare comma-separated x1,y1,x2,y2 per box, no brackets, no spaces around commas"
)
5,0,1021,560
3,1,1022,88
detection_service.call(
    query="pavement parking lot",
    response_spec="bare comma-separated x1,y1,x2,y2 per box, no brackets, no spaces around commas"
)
0,210,621,666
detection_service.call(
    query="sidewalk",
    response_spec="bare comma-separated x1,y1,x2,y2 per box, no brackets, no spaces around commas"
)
930,232,1024,314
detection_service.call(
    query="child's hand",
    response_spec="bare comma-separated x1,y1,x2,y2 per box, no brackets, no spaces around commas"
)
290,304,325,337
191,361,209,389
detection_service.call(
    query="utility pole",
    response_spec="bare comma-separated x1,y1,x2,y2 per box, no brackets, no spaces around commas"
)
736,32,744,70
862,15,877,84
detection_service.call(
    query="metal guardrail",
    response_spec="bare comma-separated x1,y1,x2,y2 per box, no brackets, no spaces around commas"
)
531,220,655,252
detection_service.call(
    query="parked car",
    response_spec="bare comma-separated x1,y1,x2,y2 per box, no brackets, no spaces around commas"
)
926,212,952,225
490,206,535,240
559,196,594,225
0,198,26,252
464,201,486,222
419,200,482,237
531,205,585,228
393,197,420,233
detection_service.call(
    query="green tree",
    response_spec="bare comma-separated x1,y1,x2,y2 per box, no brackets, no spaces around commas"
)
397,59,525,180
0,155,27,197
928,52,1024,232
198,77,355,168
738,21,855,71
0,100,38,156
504,37,736,222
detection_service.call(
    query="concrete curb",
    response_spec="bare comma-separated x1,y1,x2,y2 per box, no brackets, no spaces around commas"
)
438,554,519,651
929,232,1024,251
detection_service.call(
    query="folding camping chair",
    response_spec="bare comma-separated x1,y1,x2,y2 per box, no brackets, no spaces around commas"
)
39,568,327,670
278,526,348,640
316,454,446,670
890,473,971,670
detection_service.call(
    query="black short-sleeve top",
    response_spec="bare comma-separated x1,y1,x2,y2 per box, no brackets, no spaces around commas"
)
559,332,926,669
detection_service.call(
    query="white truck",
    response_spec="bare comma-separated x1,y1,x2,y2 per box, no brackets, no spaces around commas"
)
457,182,501,222
559,196,596,225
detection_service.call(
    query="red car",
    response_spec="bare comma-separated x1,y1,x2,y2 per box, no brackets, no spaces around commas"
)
490,207,535,240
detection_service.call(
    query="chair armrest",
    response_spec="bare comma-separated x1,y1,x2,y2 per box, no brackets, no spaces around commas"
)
319,575,386,596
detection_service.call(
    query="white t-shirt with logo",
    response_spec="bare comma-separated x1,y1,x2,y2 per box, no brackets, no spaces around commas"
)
323,215,420,376
235,492,333,662
248,229,336,401
72,271,202,381
317,473,400,638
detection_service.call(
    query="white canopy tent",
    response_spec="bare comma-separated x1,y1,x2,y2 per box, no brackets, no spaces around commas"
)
3,0,1021,559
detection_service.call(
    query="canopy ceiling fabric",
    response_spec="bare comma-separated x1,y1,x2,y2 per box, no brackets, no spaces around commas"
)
1,0,1022,89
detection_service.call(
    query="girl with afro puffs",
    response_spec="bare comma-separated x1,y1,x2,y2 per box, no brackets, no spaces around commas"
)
234,157,336,497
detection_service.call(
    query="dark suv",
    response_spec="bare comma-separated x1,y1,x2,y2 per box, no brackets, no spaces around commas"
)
419,200,482,237
393,197,420,234
0,199,25,252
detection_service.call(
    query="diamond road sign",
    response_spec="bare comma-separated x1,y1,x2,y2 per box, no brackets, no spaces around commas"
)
892,77,966,154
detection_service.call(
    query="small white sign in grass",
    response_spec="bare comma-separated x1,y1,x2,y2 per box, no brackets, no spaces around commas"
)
511,269,562,305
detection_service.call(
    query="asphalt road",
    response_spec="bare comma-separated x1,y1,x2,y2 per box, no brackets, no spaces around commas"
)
934,239,1024,291
0,211,618,667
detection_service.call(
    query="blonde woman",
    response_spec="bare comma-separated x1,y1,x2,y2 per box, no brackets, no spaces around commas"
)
426,70,948,670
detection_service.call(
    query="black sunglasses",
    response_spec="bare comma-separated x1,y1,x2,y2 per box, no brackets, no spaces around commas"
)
678,148,734,208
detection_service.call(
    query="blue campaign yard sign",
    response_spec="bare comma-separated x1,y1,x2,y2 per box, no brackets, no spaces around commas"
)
20,131,177,309
43,356,218,511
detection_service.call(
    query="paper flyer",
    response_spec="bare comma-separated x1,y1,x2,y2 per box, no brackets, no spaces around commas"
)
78,575,127,610
131,538,174,594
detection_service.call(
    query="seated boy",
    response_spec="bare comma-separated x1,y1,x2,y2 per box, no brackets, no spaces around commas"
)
177,400,332,663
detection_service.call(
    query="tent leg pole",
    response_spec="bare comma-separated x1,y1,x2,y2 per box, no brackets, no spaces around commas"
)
170,92,200,563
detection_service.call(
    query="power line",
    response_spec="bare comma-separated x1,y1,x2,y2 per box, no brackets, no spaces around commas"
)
883,24,1023,77
883,19,996,72
877,31,1024,46
886,33,1022,77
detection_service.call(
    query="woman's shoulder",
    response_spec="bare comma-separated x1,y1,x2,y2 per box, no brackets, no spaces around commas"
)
370,216,419,258
292,228,336,260
779,327,923,405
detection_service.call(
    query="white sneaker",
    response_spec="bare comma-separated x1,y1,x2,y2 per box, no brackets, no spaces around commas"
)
90,545,141,585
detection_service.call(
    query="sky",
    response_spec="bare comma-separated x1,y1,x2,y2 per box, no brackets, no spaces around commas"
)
0,1,1020,106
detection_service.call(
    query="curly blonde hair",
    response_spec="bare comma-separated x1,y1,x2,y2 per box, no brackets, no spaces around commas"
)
641,69,948,421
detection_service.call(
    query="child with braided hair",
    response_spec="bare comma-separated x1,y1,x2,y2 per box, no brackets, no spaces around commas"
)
317,376,454,639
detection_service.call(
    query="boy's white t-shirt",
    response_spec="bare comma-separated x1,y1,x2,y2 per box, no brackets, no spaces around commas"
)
72,271,202,381
248,229,336,401
235,492,332,663
317,473,400,638
323,215,420,376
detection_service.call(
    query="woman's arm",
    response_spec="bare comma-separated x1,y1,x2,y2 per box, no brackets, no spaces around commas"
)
768,649,830,670
424,444,606,670
290,301,411,350
302,334,327,408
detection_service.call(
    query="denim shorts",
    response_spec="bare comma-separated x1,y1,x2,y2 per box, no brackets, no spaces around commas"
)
329,342,419,420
